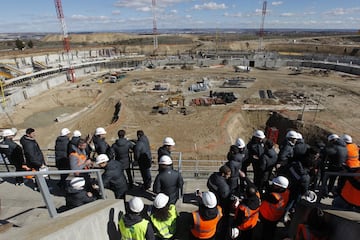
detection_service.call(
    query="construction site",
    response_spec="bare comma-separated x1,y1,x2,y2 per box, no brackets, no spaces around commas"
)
0,0,360,239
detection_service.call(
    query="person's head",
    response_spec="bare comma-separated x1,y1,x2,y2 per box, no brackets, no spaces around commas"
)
235,138,246,149
229,144,240,154
152,193,170,221
118,129,126,138
128,197,144,214
77,138,87,150
219,165,231,179
286,130,298,145
2,129,15,139
96,154,109,168
26,128,35,138
264,139,274,150
341,134,352,144
253,130,265,142
245,186,258,198
159,155,173,166
137,130,144,139
163,137,175,150
70,177,85,190
95,127,106,138
271,176,289,190
202,191,217,209
60,128,71,137
327,133,339,143
73,130,82,138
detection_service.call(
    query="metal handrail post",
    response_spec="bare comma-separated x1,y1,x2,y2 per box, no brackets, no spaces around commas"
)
35,174,58,218
95,170,106,199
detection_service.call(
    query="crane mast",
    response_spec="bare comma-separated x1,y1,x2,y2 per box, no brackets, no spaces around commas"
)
152,0,158,52
258,0,267,51
54,0,75,82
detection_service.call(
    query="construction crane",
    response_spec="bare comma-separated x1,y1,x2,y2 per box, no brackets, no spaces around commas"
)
152,0,158,52
258,0,267,51
54,0,76,82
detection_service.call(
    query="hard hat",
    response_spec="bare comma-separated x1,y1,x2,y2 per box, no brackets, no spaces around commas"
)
70,177,85,190
272,176,289,189
253,130,265,139
286,130,298,139
129,197,144,213
202,191,217,208
61,128,71,136
96,154,109,165
328,134,339,142
341,134,352,144
2,129,15,137
163,137,175,146
302,190,317,203
159,155,172,165
235,138,246,148
296,132,303,140
95,127,107,135
73,130,82,137
153,193,169,209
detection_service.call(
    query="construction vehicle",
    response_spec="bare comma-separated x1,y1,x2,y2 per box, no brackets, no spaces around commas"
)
152,102,169,114
165,95,185,107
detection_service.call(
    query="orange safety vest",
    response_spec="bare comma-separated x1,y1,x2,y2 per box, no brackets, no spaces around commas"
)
191,206,222,239
260,189,290,222
70,151,88,169
345,143,359,168
295,224,326,240
340,168,360,207
235,204,259,231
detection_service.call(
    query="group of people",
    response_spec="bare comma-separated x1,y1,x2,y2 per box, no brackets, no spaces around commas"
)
1,126,359,239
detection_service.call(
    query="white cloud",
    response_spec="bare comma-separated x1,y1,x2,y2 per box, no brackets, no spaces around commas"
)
71,15,109,21
137,6,152,12
272,1,283,6
186,15,192,19
112,10,121,15
325,8,346,16
224,12,242,17
280,12,295,17
193,2,227,10
171,9,178,14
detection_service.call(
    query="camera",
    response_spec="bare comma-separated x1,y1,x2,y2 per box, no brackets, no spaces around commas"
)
195,189,201,196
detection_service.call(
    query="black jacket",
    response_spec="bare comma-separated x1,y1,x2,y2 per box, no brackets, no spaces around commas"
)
102,160,128,199
293,139,310,164
207,172,231,204
157,145,171,162
134,135,152,169
325,139,348,168
278,140,295,168
226,147,246,192
259,147,278,172
112,138,134,169
247,138,265,172
93,135,114,159
153,165,184,204
65,187,96,209
1,138,25,168
20,135,45,169
55,135,70,169
121,213,155,240
68,136,80,155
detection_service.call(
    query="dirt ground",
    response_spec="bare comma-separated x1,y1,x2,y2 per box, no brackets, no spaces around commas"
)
3,64,359,160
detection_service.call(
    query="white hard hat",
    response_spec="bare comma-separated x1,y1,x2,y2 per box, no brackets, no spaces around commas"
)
129,197,144,213
253,130,265,139
153,193,169,209
70,177,85,190
272,176,289,189
202,191,217,208
286,130,298,139
328,134,339,142
61,128,71,136
163,137,175,146
341,134,352,144
302,190,317,203
159,155,173,165
2,129,15,137
96,154,109,165
95,127,107,135
73,130,82,137
235,138,246,148
296,132,303,140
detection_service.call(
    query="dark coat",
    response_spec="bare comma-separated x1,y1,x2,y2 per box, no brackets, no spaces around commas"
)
157,145,171,162
278,140,295,168
153,165,184,204
93,135,114,159
20,135,45,169
120,213,155,240
247,138,265,172
55,135,70,169
259,147,278,172
65,187,96,209
102,160,128,199
207,172,231,205
112,138,134,169
293,139,310,164
68,136,81,155
1,138,25,168
226,147,246,192
134,135,152,169
325,139,348,168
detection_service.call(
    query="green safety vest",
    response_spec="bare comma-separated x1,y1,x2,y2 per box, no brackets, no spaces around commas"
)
150,204,177,239
119,216,149,240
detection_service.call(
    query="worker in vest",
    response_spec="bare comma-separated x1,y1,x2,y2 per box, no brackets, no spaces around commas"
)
341,134,359,169
295,207,329,240
119,197,155,240
230,184,261,240
259,176,290,240
150,193,177,240
190,191,223,240
332,167,360,210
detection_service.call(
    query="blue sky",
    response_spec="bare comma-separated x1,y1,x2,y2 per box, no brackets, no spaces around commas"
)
0,0,359,33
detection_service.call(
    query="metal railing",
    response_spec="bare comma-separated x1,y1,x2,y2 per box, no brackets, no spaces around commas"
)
0,169,105,218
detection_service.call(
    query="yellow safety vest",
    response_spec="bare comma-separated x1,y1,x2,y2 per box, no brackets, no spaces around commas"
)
150,204,177,239
119,216,149,240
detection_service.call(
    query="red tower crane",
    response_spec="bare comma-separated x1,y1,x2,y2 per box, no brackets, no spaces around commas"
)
54,0,75,82
152,0,158,52
258,0,267,51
